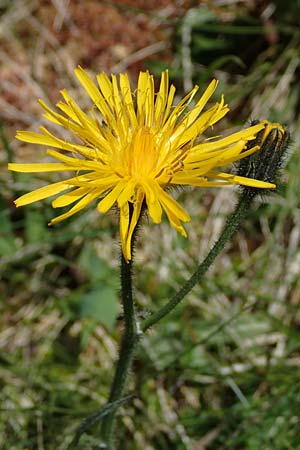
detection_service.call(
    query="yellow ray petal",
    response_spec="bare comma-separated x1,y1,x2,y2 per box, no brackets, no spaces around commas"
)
216,144,260,166
161,84,176,126
158,187,190,223
123,190,145,262
97,72,113,103
8,163,69,172
119,202,130,261
142,181,162,224
119,73,137,128
50,190,100,225
75,66,102,107
59,89,99,133
52,187,90,207
39,99,80,129
154,70,168,125
160,194,189,237
76,67,118,127
117,179,136,207
137,71,152,125
39,100,112,152
14,181,71,207
171,80,219,142
161,84,200,134
111,74,127,139
16,130,63,147
45,149,106,172
16,128,99,158
97,180,128,213
208,172,276,189
175,102,229,148
56,90,82,124
189,122,265,155
69,175,121,188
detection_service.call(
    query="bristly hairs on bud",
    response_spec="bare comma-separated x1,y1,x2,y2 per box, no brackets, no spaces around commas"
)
237,120,291,200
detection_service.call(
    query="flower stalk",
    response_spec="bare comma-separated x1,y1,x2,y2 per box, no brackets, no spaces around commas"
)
100,207,140,449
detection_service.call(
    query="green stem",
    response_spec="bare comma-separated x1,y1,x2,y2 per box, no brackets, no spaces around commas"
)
100,213,139,449
141,191,254,332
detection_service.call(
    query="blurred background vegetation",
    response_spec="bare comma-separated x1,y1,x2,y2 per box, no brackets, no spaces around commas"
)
1,1,300,449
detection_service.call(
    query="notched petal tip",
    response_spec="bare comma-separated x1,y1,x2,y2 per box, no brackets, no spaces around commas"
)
15,130,29,142
74,65,85,76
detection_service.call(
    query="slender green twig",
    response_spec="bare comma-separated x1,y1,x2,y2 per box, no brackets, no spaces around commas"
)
67,396,132,449
141,191,255,332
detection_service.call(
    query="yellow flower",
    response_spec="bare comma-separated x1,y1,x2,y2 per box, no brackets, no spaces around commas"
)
9,67,275,261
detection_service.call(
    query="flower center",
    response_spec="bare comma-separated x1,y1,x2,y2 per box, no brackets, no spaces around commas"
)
127,126,158,179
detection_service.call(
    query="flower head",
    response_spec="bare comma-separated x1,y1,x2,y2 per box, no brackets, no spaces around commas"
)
9,68,275,261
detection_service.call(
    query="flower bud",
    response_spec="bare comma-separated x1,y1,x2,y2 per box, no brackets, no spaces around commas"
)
237,120,290,197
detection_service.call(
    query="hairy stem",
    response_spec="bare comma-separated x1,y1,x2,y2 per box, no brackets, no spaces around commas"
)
100,211,139,449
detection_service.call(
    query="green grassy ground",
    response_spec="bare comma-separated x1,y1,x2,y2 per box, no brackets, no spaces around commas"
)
1,1,300,449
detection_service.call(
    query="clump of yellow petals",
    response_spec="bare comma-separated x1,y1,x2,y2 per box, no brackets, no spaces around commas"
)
9,67,275,261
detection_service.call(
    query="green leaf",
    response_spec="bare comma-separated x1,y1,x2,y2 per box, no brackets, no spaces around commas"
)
78,243,117,283
79,283,119,330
